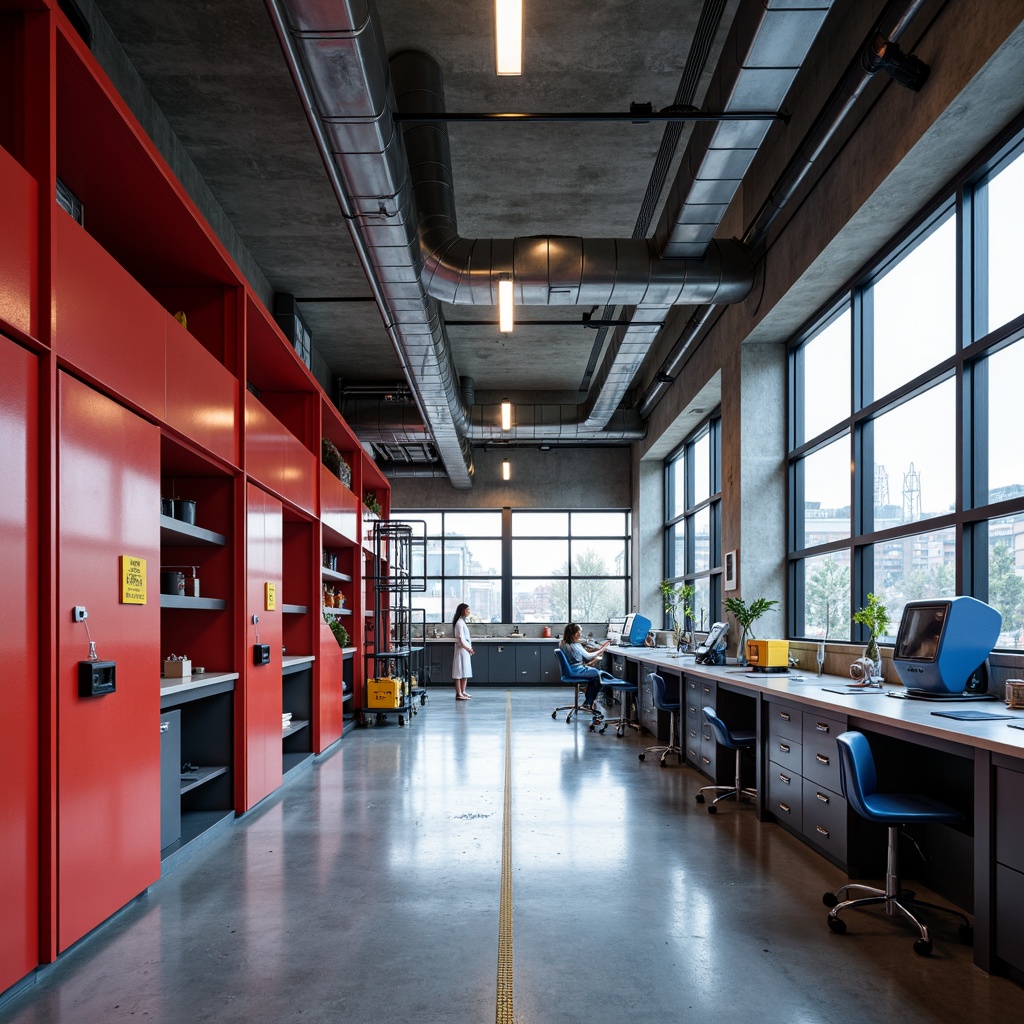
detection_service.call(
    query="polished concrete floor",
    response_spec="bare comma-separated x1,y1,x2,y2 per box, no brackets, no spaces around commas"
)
4,687,1024,1023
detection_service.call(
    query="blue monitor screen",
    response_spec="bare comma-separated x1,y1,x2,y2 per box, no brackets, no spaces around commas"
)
892,597,1001,694
622,613,652,646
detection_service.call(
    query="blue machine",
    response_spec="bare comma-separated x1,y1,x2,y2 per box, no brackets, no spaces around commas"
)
892,596,1001,697
621,613,652,646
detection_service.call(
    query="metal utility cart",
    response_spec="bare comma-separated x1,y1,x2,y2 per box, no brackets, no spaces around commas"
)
359,521,426,726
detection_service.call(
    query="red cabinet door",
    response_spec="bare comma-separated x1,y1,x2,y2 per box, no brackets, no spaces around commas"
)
57,374,161,951
0,339,39,990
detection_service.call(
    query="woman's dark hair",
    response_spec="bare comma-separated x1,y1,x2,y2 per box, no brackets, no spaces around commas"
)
452,603,470,627
561,623,580,645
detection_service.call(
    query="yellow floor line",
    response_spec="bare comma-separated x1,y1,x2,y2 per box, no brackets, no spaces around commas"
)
495,690,514,1024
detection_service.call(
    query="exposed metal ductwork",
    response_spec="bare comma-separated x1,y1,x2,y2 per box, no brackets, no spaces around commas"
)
266,0,835,483
639,0,932,417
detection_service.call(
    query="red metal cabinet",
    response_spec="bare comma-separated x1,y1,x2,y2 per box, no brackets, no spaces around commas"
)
0,147,38,340
0,338,39,991
241,483,284,809
56,374,162,951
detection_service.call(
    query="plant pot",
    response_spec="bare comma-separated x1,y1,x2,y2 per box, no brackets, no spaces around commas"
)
161,497,174,517
173,499,196,525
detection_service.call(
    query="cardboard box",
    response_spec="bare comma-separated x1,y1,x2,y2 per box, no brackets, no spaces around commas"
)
366,677,402,708
163,658,192,678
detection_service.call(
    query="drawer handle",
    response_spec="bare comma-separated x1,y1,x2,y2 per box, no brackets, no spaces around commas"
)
779,742,790,753
815,825,830,837
815,791,829,803
778,773,791,785
779,711,791,722
688,706,698,714
160,721,170,733
815,721,831,733
701,756,711,766
689,729,698,739
816,753,830,765
778,802,792,814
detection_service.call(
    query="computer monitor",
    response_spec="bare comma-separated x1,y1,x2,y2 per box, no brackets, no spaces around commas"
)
892,596,1001,695
621,613,652,646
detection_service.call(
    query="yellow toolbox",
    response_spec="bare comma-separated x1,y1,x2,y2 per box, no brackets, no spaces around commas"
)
366,676,403,708
745,638,790,672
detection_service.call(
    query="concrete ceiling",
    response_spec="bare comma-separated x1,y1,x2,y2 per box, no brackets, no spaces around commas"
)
89,0,736,401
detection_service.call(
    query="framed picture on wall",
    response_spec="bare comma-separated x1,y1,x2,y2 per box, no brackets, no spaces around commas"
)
724,550,738,591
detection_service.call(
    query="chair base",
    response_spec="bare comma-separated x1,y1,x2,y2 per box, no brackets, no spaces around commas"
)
551,682,602,725
823,825,972,956
597,687,638,737
639,710,683,766
695,784,757,813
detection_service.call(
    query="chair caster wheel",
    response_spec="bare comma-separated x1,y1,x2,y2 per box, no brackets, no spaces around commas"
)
826,914,846,935
552,710,557,719
695,794,705,804
822,892,839,908
589,724,596,732
959,923,974,945
599,726,607,734
566,714,573,723
913,938,933,956
707,804,717,814
639,753,646,761
659,760,666,768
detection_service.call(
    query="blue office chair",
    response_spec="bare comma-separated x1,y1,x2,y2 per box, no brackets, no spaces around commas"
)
551,649,602,726
823,730,972,956
695,707,756,812
638,672,682,766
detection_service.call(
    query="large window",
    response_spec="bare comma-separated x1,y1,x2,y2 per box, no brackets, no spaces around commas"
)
393,508,630,624
789,128,1024,650
664,416,722,633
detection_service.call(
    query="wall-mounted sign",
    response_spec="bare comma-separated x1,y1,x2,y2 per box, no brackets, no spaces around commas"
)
120,555,147,604
264,582,276,611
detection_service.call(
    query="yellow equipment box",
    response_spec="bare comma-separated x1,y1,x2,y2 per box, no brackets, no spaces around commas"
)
366,677,403,708
745,638,790,672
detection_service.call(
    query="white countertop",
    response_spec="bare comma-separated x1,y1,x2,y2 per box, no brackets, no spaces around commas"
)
160,669,238,699
424,635,559,643
609,645,1024,761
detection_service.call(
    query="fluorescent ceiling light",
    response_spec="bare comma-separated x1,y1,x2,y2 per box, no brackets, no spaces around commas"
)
502,458,511,481
498,278,514,333
500,400,512,431
495,0,522,76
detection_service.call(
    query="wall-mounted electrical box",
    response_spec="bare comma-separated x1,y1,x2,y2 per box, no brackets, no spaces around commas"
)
79,660,116,697
253,643,271,666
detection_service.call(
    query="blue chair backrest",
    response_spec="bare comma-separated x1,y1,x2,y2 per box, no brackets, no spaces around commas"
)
702,706,739,749
648,672,678,712
553,648,574,682
835,731,878,819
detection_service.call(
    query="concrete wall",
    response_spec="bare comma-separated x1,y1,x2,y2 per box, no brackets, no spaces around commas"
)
389,447,631,510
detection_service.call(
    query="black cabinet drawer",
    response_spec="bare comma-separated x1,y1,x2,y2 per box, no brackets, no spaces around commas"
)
801,779,847,855
995,863,1024,974
767,702,802,744
768,735,802,775
996,765,1024,873
768,765,802,832
802,712,845,792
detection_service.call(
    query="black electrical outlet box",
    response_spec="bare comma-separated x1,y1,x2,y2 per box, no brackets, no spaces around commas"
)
79,660,116,696
253,643,271,666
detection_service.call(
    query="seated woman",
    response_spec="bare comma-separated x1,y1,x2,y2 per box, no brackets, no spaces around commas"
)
559,623,613,712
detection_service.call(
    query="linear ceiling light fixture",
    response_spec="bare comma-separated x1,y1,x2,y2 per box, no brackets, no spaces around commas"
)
494,0,522,76
502,458,511,481
498,277,514,333
500,399,512,431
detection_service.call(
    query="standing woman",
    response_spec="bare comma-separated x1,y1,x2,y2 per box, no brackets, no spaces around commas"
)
452,602,475,700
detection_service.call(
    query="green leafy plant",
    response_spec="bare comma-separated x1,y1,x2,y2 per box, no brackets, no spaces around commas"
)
660,579,694,645
363,491,382,517
324,613,350,649
723,596,779,640
321,437,342,476
852,592,891,661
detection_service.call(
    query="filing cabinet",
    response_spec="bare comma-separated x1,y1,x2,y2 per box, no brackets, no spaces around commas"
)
684,676,717,779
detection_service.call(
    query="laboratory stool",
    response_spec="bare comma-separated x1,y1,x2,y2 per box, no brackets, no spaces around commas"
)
823,730,972,956
639,672,683,766
551,649,602,726
696,706,756,812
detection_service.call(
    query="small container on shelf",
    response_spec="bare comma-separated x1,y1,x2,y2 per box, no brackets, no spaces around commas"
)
163,657,192,678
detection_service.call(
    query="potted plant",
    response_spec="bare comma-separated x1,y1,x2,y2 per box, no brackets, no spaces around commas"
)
321,437,342,477
853,592,891,672
324,613,350,649
363,491,383,518
723,595,779,665
660,579,694,651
